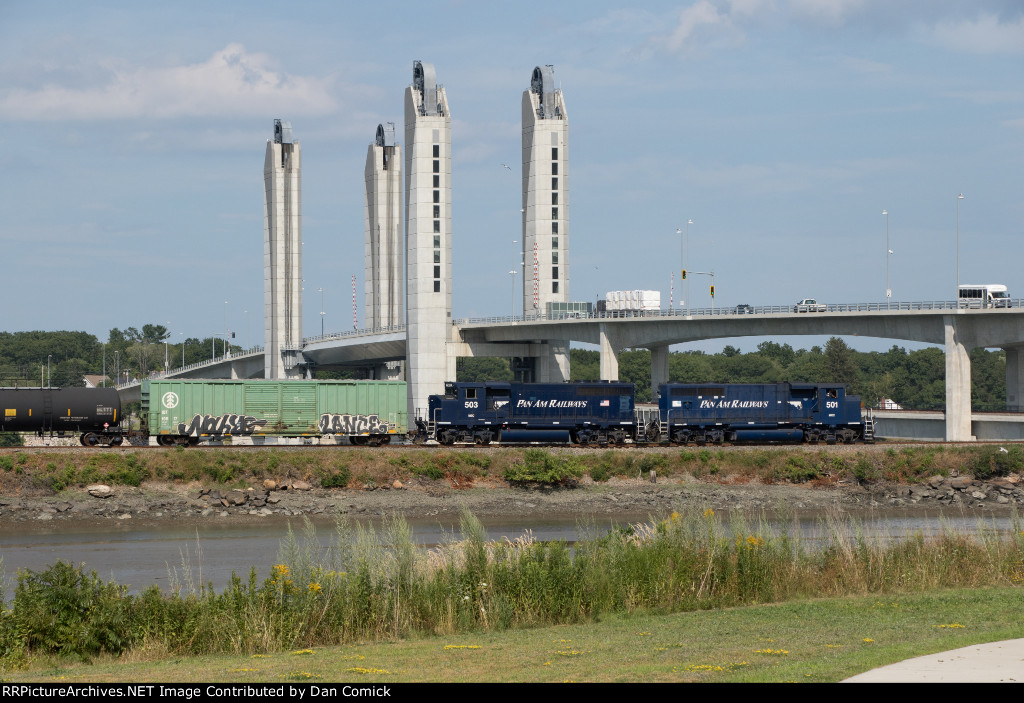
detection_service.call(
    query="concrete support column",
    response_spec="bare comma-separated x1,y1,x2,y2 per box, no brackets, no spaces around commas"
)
1004,345,1024,412
372,361,404,381
650,344,669,402
599,324,619,381
944,316,974,441
536,340,570,383
446,343,458,385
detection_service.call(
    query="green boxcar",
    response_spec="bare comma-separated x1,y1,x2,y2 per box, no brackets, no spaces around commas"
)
142,379,407,445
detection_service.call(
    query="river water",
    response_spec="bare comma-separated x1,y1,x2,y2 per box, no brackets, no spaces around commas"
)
0,511,1018,599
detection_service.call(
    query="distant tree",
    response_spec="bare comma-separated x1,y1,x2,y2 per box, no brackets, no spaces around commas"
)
569,349,599,381
756,341,796,368
823,337,858,386
457,357,513,382
669,351,713,383
618,350,652,402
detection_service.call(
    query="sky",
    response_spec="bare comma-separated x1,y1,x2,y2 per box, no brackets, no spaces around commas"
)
1,0,1021,356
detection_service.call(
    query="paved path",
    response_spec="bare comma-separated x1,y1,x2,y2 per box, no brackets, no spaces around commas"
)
844,639,1024,682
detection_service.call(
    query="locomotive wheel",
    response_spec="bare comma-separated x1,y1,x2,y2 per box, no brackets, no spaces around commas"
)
645,422,661,443
351,436,368,446
81,433,99,447
109,436,123,447
439,430,456,446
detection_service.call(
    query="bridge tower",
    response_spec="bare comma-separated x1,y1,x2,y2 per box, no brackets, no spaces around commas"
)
405,61,453,419
365,123,405,381
522,65,570,380
263,119,304,379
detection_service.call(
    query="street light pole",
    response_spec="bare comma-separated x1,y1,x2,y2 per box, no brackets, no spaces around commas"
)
882,210,890,304
956,193,965,298
223,300,229,358
165,321,170,371
686,219,693,316
509,270,518,318
676,228,682,312
47,354,51,387
318,287,325,337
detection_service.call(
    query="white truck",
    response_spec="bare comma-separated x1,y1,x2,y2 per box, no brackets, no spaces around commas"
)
958,284,1012,308
794,298,826,313
597,290,661,316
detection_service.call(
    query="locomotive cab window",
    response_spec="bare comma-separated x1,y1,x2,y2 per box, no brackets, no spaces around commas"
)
465,388,477,400
827,389,838,398
444,383,457,398
488,390,510,410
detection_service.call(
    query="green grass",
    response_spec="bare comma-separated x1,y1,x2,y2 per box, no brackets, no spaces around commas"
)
4,587,1021,682
1,508,1022,672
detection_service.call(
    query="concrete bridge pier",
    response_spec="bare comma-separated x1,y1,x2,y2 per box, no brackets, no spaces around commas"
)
650,344,669,402
599,323,621,381
536,341,570,382
1004,345,1024,412
944,316,974,441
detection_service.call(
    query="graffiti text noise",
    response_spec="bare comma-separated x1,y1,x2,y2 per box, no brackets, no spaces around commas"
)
178,414,268,437
319,413,389,435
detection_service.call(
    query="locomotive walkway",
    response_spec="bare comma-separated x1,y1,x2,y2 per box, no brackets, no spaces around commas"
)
117,298,1024,441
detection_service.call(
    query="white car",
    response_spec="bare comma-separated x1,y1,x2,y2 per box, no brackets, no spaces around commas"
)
794,298,826,313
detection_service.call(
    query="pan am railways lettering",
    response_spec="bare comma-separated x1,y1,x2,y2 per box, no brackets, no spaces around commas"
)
699,400,771,409
516,399,591,409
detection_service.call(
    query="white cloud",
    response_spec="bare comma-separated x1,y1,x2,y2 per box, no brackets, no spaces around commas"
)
786,0,866,27
660,1,745,54
0,44,339,120
925,12,1024,54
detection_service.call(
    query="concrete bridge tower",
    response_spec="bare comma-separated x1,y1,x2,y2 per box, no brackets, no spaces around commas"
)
522,65,570,381
365,122,405,381
263,119,304,379
405,61,453,419
365,122,403,329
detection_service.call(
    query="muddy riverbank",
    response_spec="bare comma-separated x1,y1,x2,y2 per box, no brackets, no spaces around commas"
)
0,444,1021,528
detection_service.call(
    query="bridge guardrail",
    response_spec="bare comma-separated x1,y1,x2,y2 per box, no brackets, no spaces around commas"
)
116,346,265,390
454,299,1024,326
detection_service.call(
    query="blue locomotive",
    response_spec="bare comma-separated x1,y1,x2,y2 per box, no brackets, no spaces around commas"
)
655,382,866,444
425,381,868,445
426,380,637,445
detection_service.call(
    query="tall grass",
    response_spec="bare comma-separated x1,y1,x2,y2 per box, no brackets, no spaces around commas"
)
2,509,1022,665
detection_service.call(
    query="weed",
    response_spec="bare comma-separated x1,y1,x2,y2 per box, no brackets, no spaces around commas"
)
504,449,584,486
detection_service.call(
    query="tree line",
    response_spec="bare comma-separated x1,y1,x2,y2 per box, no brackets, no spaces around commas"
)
456,338,1007,411
0,326,241,387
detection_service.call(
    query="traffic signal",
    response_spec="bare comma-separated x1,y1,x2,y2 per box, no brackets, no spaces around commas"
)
710,285,715,297
681,269,687,280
